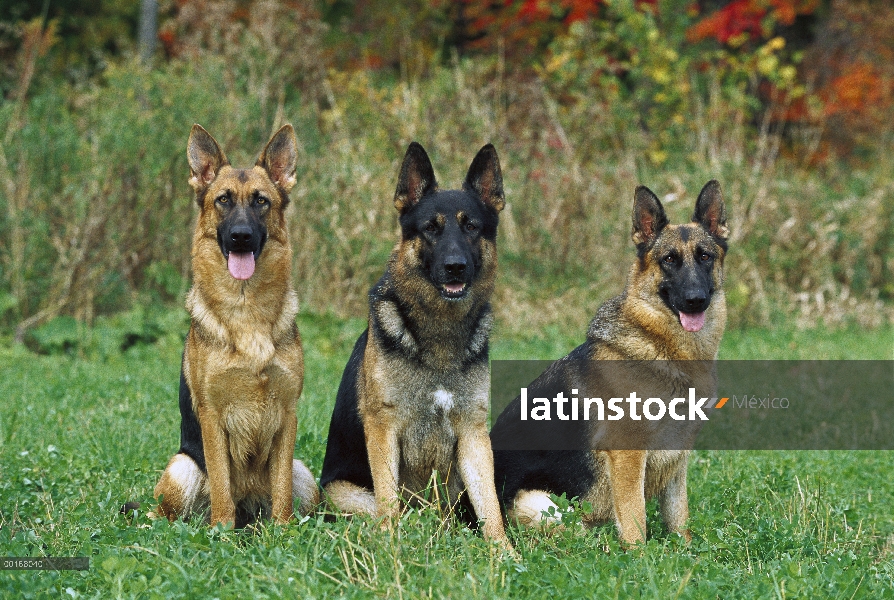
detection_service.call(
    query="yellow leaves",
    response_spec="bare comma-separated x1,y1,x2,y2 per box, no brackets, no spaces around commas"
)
544,51,573,75
758,36,786,58
650,67,671,85
757,54,779,76
767,36,786,52
647,147,668,166
779,65,798,86
753,37,798,83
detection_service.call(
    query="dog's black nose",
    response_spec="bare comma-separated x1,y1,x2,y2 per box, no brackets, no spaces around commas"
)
444,257,467,278
230,225,253,246
682,292,708,313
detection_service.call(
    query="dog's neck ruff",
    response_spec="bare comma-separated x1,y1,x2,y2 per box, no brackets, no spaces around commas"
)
371,296,493,370
186,285,298,369
588,293,725,362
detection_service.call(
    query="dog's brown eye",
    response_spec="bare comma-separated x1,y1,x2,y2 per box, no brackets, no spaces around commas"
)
663,255,675,264
257,196,268,205
216,195,228,204
466,222,477,232
425,223,437,232
700,252,711,262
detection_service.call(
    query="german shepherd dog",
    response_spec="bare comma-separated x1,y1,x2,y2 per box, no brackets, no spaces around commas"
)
490,181,728,544
153,124,319,527
319,142,512,550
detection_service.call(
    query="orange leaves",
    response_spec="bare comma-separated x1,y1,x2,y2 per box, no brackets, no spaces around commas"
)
686,0,765,43
770,0,819,26
797,1,894,157
686,0,818,44
459,0,608,58
824,64,890,117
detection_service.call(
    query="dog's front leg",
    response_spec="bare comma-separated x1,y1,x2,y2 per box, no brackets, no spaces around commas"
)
269,411,297,524
199,406,236,527
456,424,513,552
364,411,400,524
606,449,648,545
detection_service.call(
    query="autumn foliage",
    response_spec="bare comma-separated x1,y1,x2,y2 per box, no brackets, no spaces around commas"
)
686,0,819,44
0,0,891,335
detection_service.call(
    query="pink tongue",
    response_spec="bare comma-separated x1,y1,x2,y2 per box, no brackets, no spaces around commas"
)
679,311,706,332
228,252,255,280
444,283,465,294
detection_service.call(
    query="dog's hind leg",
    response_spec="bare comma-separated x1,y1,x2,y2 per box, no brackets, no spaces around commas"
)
323,480,377,516
508,489,563,527
292,459,320,516
154,453,209,521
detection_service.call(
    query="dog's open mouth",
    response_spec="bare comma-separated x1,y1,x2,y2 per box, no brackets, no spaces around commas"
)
227,252,256,280
440,282,468,299
679,311,706,333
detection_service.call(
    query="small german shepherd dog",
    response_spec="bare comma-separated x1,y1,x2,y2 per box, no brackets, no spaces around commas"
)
490,181,729,545
153,124,319,527
319,142,512,550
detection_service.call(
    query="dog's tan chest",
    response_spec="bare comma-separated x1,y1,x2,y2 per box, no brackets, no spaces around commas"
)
210,365,288,444
188,340,299,466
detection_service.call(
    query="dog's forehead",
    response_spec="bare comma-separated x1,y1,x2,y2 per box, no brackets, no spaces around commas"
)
414,190,484,221
208,166,277,199
658,224,717,251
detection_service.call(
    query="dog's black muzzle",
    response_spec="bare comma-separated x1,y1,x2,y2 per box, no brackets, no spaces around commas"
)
435,251,474,300
660,282,713,314
659,268,714,332
676,286,711,314
217,212,267,261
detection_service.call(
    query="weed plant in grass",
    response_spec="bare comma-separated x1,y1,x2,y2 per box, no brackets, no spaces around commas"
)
0,316,891,597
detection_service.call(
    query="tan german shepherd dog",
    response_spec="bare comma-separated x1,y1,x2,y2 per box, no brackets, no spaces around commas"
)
490,181,729,544
153,124,319,527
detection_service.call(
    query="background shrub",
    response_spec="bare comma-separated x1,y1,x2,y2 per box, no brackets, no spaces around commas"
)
0,0,891,345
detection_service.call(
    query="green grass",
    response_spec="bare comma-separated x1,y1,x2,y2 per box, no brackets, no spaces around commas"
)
0,316,892,598
719,326,893,360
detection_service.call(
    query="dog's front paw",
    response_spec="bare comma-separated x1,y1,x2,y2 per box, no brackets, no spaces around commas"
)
210,509,236,529
495,538,520,561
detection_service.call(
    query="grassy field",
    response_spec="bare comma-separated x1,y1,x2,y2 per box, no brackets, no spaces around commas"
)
0,315,892,598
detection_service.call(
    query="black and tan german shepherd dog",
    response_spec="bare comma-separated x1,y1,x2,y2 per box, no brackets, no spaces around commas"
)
319,142,512,551
490,181,729,545
153,124,319,528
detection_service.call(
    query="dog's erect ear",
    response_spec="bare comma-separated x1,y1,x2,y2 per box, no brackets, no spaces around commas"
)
394,142,437,213
257,124,298,192
463,143,505,212
692,180,728,240
632,185,668,248
187,124,229,192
